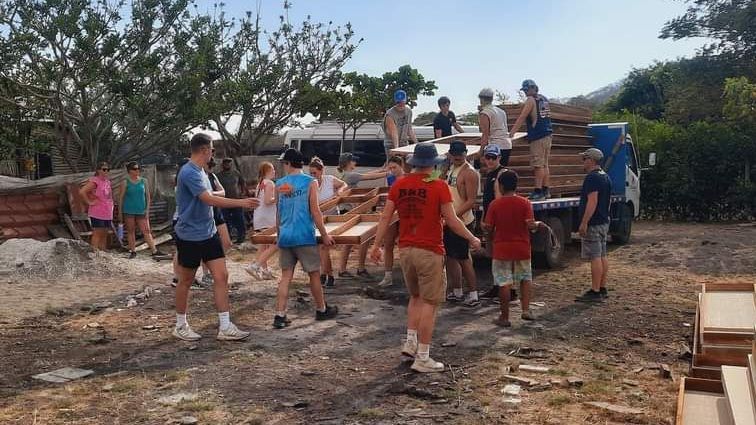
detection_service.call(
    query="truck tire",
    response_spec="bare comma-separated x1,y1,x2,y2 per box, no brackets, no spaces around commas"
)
534,216,565,269
611,203,632,245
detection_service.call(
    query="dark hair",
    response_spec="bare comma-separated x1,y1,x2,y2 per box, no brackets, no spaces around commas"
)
437,96,450,107
497,169,518,192
190,133,212,153
207,158,216,169
95,161,109,176
388,155,404,166
125,161,138,170
222,158,233,163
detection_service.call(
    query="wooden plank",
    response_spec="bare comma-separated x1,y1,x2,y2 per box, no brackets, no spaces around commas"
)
391,144,481,157
135,233,172,252
747,354,756,399
701,282,756,292
346,195,384,215
677,377,732,425
721,366,756,425
62,213,82,240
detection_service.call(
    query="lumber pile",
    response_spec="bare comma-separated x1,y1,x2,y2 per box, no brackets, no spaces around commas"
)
676,282,756,425
500,102,593,197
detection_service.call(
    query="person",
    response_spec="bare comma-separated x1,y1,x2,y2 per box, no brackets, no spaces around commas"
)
173,133,259,341
378,155,406,287
370,142,481,373
200,158,233,286
483,170,544,327
433,96,464,138
117,162,165,258
508,79,553,200
80,162,114,251
383,89,418,162
336,152,389,281
245,162,278,280
170,159,202,289
443,141,481,308
478,88,511,166
272,148,339,329
575,148,612,302
308,156,348,287
217,158,247,244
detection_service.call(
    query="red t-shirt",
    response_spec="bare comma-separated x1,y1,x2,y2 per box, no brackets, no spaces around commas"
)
388,173,453,256
484,195,534,260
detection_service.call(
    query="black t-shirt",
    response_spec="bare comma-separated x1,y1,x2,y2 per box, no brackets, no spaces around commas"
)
433,111,457,137
482,165,506,214
579,169,612,225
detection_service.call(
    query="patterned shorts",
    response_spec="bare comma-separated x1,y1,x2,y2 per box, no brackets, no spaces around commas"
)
492,259,533,287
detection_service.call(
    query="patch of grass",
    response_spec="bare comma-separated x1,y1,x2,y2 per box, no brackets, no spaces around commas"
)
177,400,215,412
243,415,264,425
163,370,189,382
580,380,615,397
591,361,611,372
547,393,572,407
51,398,74,410
356,408,387,419
110,381,139,393
550,368,570,376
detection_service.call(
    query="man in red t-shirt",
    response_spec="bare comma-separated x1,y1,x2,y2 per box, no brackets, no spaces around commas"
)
371,143,481,373
483,170,543,327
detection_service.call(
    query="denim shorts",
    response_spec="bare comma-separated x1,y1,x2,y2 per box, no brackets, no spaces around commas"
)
581,223,609,259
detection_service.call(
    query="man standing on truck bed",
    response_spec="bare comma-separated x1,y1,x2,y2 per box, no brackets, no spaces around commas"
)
478,88,511,166
383,89,418,162
508,79,553,201
444,141,481,308
369,142,481,373
575,148,612,303
433,96,464,138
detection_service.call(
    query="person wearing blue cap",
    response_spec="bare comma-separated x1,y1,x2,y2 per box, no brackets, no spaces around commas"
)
383,89,417,162
508,79,554,200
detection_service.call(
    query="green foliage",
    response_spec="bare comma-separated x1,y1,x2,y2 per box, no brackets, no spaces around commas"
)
413,111,436,126
722,76,756,127
457,112,480,126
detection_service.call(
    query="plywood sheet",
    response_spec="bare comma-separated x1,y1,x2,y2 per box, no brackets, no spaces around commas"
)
390,144,481,157
339,222,375,238
721,366,756,425
702,292,755,333
315,222,343,237
681,391,734,425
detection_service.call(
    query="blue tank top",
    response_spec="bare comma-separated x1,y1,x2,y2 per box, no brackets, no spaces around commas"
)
526,94,553,141
276,172,316,248
123,178,147,215
387,174,397,187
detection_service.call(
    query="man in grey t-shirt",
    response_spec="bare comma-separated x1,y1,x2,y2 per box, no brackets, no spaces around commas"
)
382,90,417,162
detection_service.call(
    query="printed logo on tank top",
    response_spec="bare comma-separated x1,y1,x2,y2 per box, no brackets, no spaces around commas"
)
538,96,551,119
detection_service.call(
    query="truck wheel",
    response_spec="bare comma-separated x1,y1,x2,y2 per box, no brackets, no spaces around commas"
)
612,203,632,245
535,217,564,269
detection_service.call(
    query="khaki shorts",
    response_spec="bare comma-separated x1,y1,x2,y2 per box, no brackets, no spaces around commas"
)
279,245,321,273
399,247,446,305
529,135,552,168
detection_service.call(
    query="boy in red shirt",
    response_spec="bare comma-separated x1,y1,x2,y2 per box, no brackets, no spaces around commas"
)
483,170,543,327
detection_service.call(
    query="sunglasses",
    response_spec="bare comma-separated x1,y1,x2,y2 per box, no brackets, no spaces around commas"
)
484,155,498,160
129,167,140,171
101,167,110,171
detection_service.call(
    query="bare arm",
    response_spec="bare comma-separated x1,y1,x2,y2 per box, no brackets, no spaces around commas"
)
385,116,399,149
369,199,397,261
211,176,225,197
434,128,442,138
80,181,96,206
409,125,417,144
263,180,276,205
144,178,151,214
332,177,348,195
479,113,490,147
117,182,126,220
453,121,464,133
580,191,598,230
198,191,258,209
358,170,389,181
309,181,333,245
441,203,481,249
508,97,535,136
494,168,505,199
456,168,479,218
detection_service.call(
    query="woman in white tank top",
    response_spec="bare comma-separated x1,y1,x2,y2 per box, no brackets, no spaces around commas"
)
309,157,347,286
245,162,278,280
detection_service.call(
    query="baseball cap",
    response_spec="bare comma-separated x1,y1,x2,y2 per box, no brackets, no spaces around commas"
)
393,89,407,103
338,152,359,167
407,143,446,167
279,148,305,164
478,88,494,99
521,79,537,91
448,140,467,155
483,144,501,157
580,148,604,161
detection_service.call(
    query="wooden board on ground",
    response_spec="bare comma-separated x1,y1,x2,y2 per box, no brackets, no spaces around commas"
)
720,366,756,425
676,377,732,425
700,283,756,347
135,233,172,252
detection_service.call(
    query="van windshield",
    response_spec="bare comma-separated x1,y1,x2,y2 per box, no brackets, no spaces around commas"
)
353,140,385,167
299,140,341,166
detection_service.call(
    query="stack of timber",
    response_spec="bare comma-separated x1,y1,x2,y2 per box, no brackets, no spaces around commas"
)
676,282,756,425
500,102,593,197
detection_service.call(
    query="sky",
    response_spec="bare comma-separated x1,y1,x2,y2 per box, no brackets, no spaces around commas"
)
197,0,708,117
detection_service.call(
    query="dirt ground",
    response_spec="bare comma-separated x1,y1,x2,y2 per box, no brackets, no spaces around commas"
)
1,221,754,425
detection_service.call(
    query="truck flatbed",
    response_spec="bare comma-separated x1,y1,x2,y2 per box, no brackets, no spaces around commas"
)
531,195,626,212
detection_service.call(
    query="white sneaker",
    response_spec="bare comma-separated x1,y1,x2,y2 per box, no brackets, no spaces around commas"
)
172,324,201,341
401,339,417,358
245,263,264,281
217,322,250,341
377,275,393,288
462,296,481,308
411,356,445,373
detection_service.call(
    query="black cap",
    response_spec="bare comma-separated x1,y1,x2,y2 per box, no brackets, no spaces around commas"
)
279,148,304,165
448,140,467,155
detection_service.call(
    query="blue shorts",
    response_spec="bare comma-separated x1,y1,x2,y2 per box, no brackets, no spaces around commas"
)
90,217,112,228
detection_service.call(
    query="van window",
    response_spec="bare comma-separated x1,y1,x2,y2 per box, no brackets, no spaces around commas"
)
627,141,639,174
353,140,386,167
299,140,341,166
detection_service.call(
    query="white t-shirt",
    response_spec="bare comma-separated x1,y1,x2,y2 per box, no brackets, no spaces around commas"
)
252,179,277,230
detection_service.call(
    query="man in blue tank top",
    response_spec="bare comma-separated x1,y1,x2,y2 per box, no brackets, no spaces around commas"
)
508,79,554,200
273,148,338,329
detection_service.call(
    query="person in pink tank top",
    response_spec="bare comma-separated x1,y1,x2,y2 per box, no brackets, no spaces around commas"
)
79,162,114,250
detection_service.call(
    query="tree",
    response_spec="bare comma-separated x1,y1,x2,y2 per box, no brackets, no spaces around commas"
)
210,2,360,156
457,112,480,126
660,0,756,59
0,0,221,170
413,111,436,126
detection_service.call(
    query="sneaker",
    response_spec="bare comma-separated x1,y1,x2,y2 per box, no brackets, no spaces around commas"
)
493,317,512,327
172,324,201,341
320,274,327,286
529,191,545,201
411,357,445,373
315,305,339,321
262,269,276,280
599,287,609,298
543,188,552,199
273,315,292,329
576,290,603,303
129,251,137,259
356,269,373,280
151,250,167,257
217,322,250,341
338,271,355,279
446,293,464,303
401,339,417,358
462,297,481,308
191,279,205,290
490,297,501,305
201,274,214,286
480,286,499,299
521,310,535,321
170,277,178,287
377,275,393,288
245,263,265,281
325,275,335,288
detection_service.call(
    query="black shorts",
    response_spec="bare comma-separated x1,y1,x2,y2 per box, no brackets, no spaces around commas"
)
175,233,225,269
500,149,511,167
213,207,225,225
443,223,475,260
90,217,112,228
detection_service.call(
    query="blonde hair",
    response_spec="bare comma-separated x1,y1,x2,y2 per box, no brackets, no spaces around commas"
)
257,162,274,182
309,156,324,170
